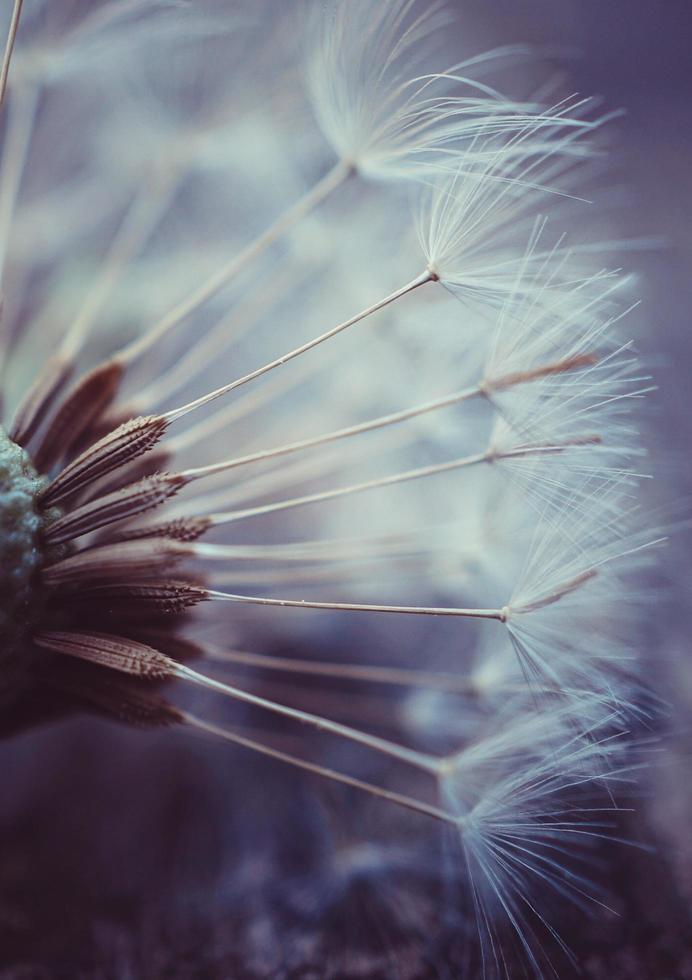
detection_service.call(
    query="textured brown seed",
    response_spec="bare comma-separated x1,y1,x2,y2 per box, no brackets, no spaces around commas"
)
45,473,186,544
84,446,172,504
41,538,190,586
34,630,176,679
69,406,136,460
104,515,212,544
9,355,74,446
33,359,125,472
39,660,185,729
54,581,208,615
42,414,169,506
125,629,206,663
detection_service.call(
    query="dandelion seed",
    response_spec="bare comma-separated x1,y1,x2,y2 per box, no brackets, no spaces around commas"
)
440,725,634,975
307,0,590,181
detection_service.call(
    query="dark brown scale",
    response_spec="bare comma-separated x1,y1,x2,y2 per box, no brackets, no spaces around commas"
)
9,354,74,447
103,515,212,544
52,581,207,617
123,628,206,664
34,630,176,680
41,538,190,587
42,414,169,507
44,473,186,544
38,658,185,729
67,405,136,461
78,446,172,507
33,359,124,473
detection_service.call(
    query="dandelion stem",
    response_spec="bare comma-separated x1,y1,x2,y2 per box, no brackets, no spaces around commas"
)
60,170,180,360
169,426,413,517
205,589,504,621
166,343,335,453
192,536,416,564
205,646,484,692
163,269,435,422
119,159,353,365
178,347,599,482
180,383,479,481
0,81,37,297
206,559,424,588
204,450,489,526
0,79,37,401
165,297,413,454
0,0,23,109
176,663,441,773
182,712,458,826
137,262,300,409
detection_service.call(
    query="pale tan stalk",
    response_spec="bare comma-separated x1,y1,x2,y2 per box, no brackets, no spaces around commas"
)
119,160,353,365
137,262,300,409
206,589,503,621
205,646,482,692
0,0,23,108
183,712,457,827
162,270,435,422
60,170,180,360
177,663,441,773
180,383,479,482
204,450,489,528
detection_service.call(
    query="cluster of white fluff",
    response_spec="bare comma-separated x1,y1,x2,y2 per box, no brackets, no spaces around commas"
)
0,0,658,974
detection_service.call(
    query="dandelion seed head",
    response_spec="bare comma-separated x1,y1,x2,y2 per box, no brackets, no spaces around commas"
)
415,106,609,304
307,0,447,178
0,1,664,974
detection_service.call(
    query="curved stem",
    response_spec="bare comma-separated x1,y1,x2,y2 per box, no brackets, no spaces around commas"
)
137,261,300,409
0,0,23,109
162,270,434,422
120,160,352,365
205,646,483,692
206,590,503,621
60,169,179,360
205,450,489,527
180,382,479,482
177,663,441,774
183,712,458,827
